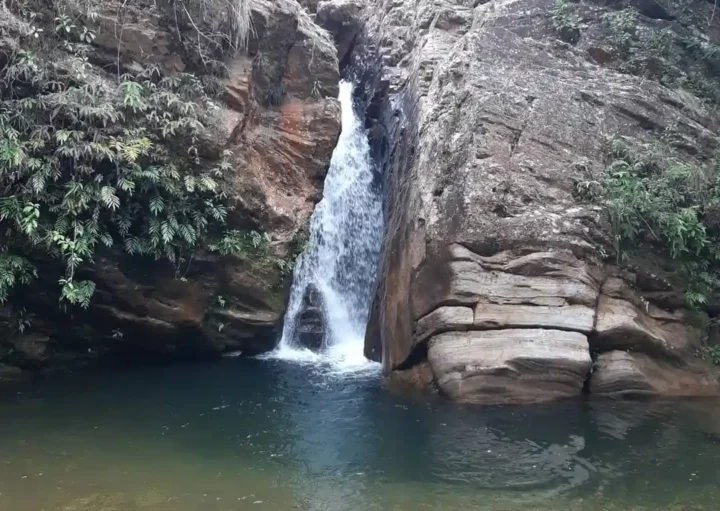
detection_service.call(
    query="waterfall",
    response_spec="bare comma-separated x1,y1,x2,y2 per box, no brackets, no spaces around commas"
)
268,81,383,372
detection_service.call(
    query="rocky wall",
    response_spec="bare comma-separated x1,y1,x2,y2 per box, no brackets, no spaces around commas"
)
334,0,720,403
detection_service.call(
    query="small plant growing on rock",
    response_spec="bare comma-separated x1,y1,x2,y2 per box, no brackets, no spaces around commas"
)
311,79,323,99
598,6,720,104
15,307,31,334
706,345,720,366
551,0,582,44
209,231,271,256
603,8,638,55
276,259,294,277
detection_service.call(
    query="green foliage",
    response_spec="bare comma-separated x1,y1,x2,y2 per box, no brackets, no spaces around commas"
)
601,7,720,104
603,8,638,55
276,228,308,278
15,307,32,334
706,344,720,366
0,6,247,307
276,259,294,278
577,137,720,307
0,253,36,304
551,0,582,44
209,230,270,256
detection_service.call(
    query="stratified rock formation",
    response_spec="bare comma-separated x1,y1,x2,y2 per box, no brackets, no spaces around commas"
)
340,0,720,403
428,329,592,404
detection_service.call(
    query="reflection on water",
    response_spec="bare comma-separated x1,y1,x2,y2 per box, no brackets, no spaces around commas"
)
1,359,719,511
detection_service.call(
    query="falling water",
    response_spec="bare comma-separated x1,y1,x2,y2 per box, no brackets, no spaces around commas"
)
269,81,383,371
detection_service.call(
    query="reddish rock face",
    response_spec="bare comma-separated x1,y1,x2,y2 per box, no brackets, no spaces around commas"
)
1,0,341,372
234,98,341,238
96,0,341,360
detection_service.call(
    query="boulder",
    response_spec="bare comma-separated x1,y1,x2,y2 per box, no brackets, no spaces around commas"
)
316,0,366,64
593,295,696,360
387,246,601,371
590,351,720,397
427,329,592,404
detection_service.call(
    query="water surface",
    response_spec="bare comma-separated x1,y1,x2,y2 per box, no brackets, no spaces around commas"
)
1,359,720,511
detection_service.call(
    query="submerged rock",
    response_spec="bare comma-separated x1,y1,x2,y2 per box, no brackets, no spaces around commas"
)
384,361,435,392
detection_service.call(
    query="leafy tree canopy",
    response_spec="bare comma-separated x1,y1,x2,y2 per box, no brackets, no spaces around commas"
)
0,1,254,308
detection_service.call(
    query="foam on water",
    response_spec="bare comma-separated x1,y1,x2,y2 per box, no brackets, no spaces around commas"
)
263,81,383,374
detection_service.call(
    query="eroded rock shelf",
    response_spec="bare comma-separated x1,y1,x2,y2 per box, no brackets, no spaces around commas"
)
408,246,717,404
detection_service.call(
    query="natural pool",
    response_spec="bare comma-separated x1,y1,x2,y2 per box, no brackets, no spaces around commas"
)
1,358,720,511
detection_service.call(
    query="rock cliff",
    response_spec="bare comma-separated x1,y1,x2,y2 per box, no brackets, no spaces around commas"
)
0,0,340,375
4,0,720,405
343,0,720,403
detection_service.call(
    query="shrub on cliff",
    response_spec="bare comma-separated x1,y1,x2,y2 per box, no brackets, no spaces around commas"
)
551,0,582,44
578,137,720,308
602,7,720,105
547,2,720,105
0,1,257,308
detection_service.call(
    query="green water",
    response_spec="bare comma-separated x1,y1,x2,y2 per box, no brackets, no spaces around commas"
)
1,358,719,511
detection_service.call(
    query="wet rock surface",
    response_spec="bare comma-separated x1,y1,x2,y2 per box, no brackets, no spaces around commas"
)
294,285,327,350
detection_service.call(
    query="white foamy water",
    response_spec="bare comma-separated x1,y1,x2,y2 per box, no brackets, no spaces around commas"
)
264,81,383,374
